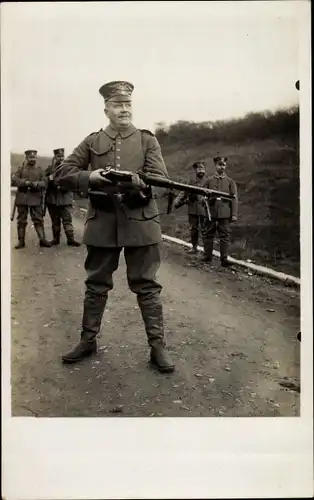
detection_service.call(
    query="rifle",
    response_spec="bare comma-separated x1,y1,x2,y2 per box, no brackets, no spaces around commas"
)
97,167,235,221
11,192,17,221
42,156,55,217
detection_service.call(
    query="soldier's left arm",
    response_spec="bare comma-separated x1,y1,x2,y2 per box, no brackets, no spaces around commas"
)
141,133,169,179
229,178,238,218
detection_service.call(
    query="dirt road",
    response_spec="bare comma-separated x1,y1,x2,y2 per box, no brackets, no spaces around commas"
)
11,203,300,417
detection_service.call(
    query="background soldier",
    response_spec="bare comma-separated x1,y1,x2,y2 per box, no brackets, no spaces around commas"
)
54,80,175,373
45,148,81,246
173,161,212,257
11,149,51,249
203,156,238,266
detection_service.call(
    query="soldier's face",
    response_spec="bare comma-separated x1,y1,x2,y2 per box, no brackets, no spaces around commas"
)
55,153,64,165
196,165,205,177
26,154,37,166
216,160,227,174
105,101,132,128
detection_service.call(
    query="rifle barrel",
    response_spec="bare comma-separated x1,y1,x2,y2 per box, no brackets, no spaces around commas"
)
140,174,235,199
104,169,235,200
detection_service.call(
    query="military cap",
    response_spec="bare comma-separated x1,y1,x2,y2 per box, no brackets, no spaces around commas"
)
213,156,228,163
24,149,37,155
192,161,205,169
53,148,65,155
99,80,134,102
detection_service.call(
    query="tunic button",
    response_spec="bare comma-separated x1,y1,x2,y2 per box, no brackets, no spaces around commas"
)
116,164,121,167
116,149,120,151
116,156,120,159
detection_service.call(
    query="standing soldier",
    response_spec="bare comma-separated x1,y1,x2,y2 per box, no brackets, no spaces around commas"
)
53,80,175,373
45,148,81,246
11,150,51,249
173,161,212,257
203,156,238,266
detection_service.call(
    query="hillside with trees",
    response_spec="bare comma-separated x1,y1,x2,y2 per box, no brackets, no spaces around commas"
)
155,107,299,276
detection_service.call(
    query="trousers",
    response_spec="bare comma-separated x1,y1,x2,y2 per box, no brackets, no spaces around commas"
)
17,205,43,227
205,218,231,261
81,243,165,348
188,214,208,248
47,204,74,238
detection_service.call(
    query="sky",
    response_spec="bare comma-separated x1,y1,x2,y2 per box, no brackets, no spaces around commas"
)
2,1,303,156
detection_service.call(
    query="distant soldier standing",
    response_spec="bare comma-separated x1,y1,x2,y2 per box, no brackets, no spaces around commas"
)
203,156,238,266
11,149,51,249
45,148,81,246
54,80,174,373
174,162,213,257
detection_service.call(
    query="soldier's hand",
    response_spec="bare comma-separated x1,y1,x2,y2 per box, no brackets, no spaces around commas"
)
131,173,147,190
24,180,31,187
231,216,237,222
89,169,112,188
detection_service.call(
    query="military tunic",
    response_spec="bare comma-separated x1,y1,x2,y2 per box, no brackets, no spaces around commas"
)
45,164,74,206
54,124,168,248
205,174,238,219
11,162,47,228
11,163,47,207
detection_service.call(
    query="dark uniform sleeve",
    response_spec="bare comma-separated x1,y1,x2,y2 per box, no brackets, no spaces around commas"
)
11,165,26,188
141,133,169,179
53,135,94,197
229,178,238,218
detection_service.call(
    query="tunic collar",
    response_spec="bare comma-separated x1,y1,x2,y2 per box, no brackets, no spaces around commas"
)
104,124,137,139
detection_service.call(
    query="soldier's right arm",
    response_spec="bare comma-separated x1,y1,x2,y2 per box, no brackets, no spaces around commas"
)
11,165,27,188
53,134,95,197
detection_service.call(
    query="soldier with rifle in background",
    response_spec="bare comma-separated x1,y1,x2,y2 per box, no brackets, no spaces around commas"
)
203,155,238,266
45,148,81,246
173,161,213,259
11,149,51,249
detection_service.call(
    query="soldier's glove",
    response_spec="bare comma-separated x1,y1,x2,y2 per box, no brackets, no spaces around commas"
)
131,173,147,190
89,169,113,188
